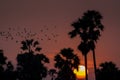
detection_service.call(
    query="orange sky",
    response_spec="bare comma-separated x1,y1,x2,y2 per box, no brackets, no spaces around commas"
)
0,0,120,80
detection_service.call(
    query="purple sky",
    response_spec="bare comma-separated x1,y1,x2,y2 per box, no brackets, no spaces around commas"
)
0,0,120,80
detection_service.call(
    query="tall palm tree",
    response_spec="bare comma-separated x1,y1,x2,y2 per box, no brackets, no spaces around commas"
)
82,10,104,80
69,10,104,80
54,48,80,80
69,12,91,80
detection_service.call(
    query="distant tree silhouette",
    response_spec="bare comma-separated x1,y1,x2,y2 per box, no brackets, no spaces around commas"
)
16,39,49,80
0,50,16,80
4,61,17,80
0,50,6,80
54,48,80,80
0,50,7,64
48,69,57,80
69,10,104,80
96,61,120,80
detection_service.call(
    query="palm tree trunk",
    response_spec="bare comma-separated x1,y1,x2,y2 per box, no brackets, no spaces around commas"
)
93,49,97,80
85,54,88,80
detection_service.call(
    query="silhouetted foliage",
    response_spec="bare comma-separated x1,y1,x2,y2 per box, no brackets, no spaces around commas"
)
20,39,41,53
48,69,57,80
16,39,49,80
54,48,80,80
0,50,6,80
4,61,17,80
96,61,120,80
0,50,16,80
69,10,104,80
0,50,7,65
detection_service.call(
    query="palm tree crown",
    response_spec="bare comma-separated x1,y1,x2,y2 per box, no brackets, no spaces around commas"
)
69,10,104,50
54,48,80,80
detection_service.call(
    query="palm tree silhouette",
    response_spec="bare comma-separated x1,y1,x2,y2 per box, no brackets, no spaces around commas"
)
54,48,80,80
83,10,104,80
16,39,49,80
96,61,120,80
69,10,104,80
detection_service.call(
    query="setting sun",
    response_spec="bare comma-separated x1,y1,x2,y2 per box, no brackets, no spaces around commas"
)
74,65,87,79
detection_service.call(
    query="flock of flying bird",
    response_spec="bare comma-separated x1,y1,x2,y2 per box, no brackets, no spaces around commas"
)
0,26,59,43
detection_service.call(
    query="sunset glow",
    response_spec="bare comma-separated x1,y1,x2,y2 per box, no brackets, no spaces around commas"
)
74,65,87,79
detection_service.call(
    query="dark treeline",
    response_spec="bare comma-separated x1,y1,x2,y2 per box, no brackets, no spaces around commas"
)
1,39,120,80
0,39,80,80
96,61,120,80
